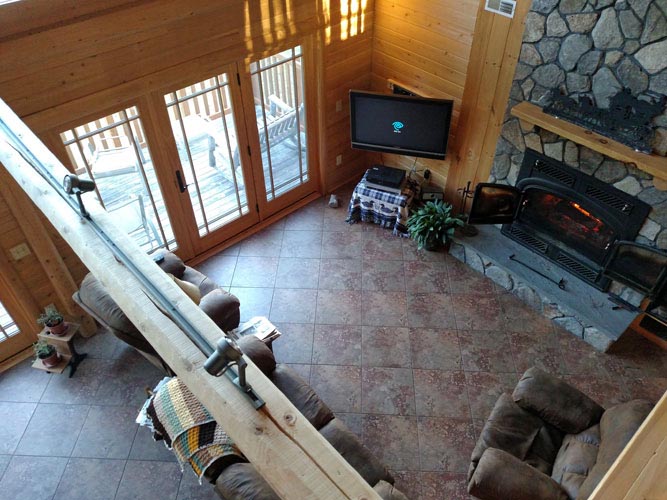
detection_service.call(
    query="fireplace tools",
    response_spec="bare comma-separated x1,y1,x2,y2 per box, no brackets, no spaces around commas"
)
457,181,478,236
509,253,566,290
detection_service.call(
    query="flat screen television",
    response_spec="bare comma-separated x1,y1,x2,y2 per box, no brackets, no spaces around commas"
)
350,90,453,160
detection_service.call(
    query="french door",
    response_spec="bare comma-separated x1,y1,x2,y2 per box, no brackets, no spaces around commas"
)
162,44,317,255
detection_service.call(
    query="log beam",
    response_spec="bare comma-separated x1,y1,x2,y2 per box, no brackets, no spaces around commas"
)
0,97,379,500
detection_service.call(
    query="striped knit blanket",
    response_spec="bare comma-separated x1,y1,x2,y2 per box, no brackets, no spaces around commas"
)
141,377,245,480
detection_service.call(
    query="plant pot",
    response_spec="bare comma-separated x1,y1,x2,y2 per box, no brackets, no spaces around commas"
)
40,350,61,368
46,320,68,336
423,239,440,252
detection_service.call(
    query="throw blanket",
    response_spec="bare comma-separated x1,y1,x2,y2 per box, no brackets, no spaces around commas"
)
139,377,245,481
346,170,419,237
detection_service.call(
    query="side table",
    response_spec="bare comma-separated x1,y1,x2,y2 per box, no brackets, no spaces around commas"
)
31,323,87,378
346,169,420,236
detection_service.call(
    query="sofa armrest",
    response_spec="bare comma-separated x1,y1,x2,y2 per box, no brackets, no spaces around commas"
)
469,448,569,500
513,367,604,434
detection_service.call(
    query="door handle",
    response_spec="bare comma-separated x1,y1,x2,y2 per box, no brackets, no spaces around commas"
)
175,170,188,193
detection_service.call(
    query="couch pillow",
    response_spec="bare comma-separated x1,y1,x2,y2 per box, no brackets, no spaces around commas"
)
576,400,652,499
167,273,201,304
199,289,241,332
513,367,604,434
271,364,335,430
469,393,544,481
157,251,186,278
237,335,276,376
551,424,600,499
319,418,393,487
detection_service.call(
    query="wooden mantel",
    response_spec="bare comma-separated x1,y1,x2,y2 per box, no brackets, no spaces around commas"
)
511,101,667,189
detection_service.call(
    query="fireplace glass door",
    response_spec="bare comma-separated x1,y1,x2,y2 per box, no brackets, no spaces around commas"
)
519,189,616,263
468,183,521,224
604,241,667,299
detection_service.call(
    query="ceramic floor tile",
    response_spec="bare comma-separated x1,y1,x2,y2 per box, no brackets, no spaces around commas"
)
459,330,516,373
362,259,406,291
464,371,519,421
563,375,631,408
402,239,446,262
177,469,220,500
0,455,10,481
361,291,408,327
316,290,362,325
390,470,422,500
93,350,163,407
334,412,363,438
274,258,320,289
407,293,457,329
238,228,284,257
446,259,496,295
228,287,273,321
280,230,323,258
362,415,421,471
362,326,411,368
283,202,324,230
361,367,415,416
271,322,314,364
623,375,667,404
0,359,51,403
417,417,475,473
451,294,505,331
310,365,362,413
0,455,67,500
38,358,114,405
0,402,36,454
497,291,554,333
420,471,474,500
285,363,312,383
15,403,89,457
312,325,362,365
414,370,470,419
362,233,405,260
231,256,279,287
508,330,566,375
194,254,237,287
53,458,125,500
115,460,182,500
404,261,449,293
410,328,462,371
318,259,362,290
321,232,362,259
72,405,138,459
75,329,124,360
323,211,362,233
270,288,317,323
129,427,177,462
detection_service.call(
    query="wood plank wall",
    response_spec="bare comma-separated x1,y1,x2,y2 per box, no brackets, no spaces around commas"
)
370,0,479,188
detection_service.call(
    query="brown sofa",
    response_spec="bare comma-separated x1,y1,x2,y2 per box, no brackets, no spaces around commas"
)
209,335,408,500
468,367,653,500
73,251,241,372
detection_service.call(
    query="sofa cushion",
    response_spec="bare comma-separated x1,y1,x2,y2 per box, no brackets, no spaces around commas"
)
319,418,393,486
576,399,652,499
237,335,276,376
469,448,569,500
199,289,241,332
78,273,137,335
270,364,334,430
215,463,278,500
469,393,544,481
524,422,564,475
513,367,604,435
168,273,201,304
157,251,186,278
551,424,600,500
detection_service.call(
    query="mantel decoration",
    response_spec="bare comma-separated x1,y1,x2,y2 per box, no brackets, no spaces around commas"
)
544,89,666,154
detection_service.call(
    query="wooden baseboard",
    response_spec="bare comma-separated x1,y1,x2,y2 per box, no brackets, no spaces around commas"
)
0,346,34,373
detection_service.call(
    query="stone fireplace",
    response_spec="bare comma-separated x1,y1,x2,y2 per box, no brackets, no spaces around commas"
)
450,0,667,350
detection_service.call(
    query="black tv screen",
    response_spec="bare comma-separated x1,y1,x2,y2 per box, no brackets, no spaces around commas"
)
350,90,453,160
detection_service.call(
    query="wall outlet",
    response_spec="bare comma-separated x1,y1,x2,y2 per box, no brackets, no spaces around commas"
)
336,155,342,166
9,243,31,260
335,99,342,112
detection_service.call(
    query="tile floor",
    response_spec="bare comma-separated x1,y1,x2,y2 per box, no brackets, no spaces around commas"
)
1,184,667,500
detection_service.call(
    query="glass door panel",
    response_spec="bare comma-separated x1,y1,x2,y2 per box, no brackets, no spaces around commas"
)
164,74,253,238
249,46,309,203
61,107,174,253
0,299,32,363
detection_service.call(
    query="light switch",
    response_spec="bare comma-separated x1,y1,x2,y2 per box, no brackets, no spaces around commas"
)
336,155,342,166
9,243,31,260
336,100,342,112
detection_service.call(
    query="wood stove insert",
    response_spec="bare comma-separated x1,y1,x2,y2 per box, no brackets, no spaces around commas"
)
468,149,651,290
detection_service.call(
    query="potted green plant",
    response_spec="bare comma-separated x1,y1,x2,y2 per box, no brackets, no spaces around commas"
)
407,200,464,251
37,305,68,336
33,340,61,368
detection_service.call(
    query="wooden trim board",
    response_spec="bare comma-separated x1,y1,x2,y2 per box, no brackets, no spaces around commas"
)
0,96,380,499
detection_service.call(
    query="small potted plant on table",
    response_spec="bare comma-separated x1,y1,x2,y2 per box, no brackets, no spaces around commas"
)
407,200,464,251
33,340,61,368
37,306,68,336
